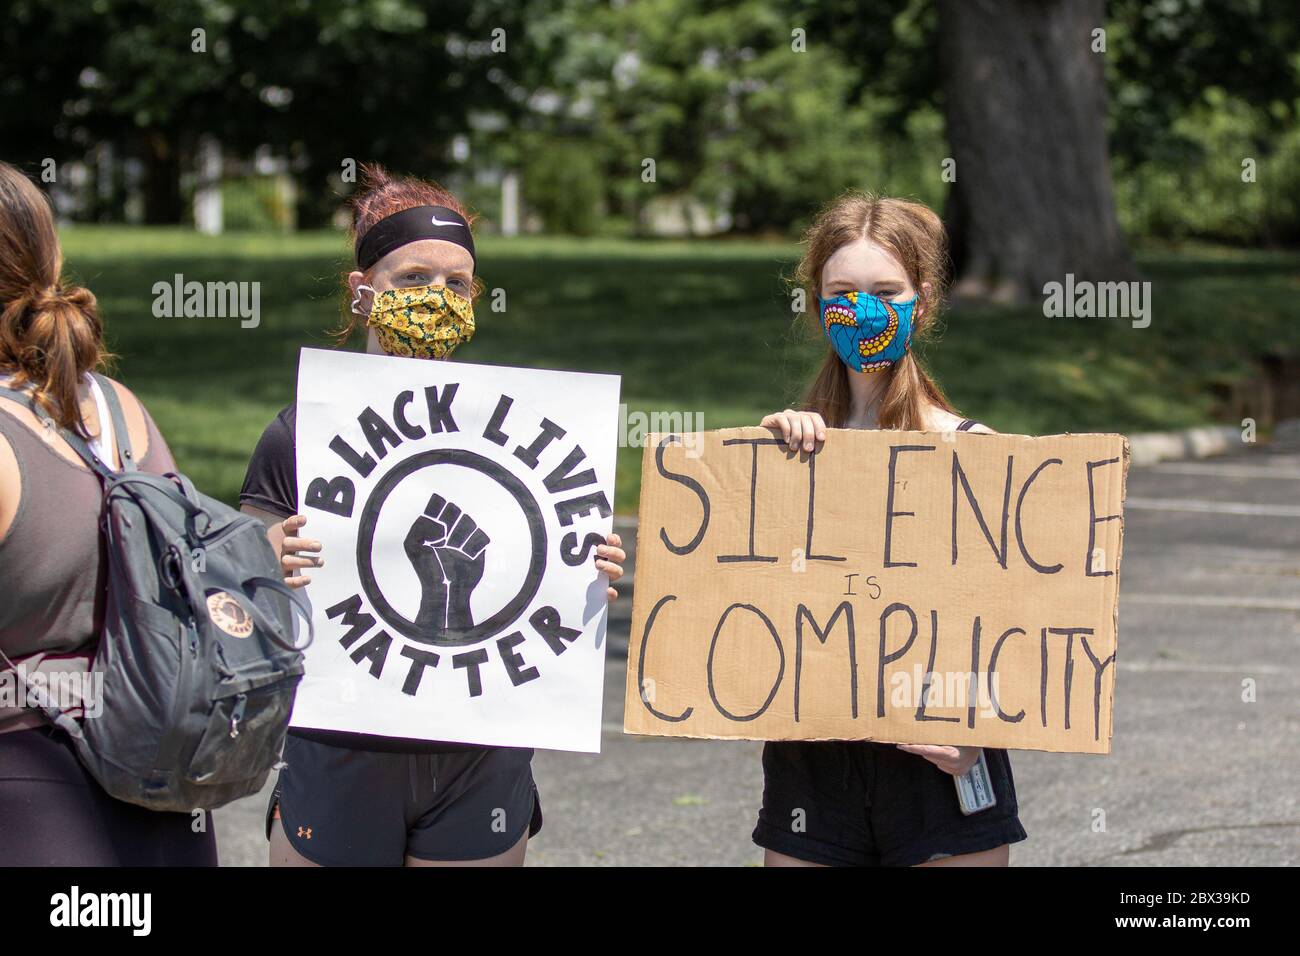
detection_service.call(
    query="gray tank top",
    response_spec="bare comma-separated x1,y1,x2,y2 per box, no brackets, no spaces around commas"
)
0,396,170,729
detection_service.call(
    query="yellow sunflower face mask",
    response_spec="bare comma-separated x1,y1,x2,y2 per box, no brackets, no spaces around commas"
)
358,284,475,359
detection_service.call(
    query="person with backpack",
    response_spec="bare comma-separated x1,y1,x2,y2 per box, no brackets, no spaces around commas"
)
0,161,221,865
240,165,626,867
751,191,1028,867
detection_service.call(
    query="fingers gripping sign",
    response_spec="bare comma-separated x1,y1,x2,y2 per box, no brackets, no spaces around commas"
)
405,493,491,638
595,531,625,601
896,743,981,776
279,514,323,589
760,409,827,454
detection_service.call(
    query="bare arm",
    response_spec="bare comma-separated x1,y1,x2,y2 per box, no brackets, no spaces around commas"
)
0,432,18,546
241,505,322,588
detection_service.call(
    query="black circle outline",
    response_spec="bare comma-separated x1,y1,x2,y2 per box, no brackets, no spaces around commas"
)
356,449,547,647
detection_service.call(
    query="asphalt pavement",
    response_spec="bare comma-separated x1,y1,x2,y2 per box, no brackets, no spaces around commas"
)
214,431,1300,866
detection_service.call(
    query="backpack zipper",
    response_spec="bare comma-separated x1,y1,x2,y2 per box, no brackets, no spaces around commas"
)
229,693,247,739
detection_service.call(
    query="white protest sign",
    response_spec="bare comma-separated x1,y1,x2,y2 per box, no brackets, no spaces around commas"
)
293,348,621,752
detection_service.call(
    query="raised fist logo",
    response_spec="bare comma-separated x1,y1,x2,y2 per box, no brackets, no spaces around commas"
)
404,493,490,639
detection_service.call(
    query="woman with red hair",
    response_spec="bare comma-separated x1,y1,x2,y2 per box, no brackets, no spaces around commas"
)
240,165,625,867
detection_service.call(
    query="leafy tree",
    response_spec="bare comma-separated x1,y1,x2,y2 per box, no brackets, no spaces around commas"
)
0,0,549,223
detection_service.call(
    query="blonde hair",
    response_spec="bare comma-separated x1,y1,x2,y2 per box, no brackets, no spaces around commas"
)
796,190,955,430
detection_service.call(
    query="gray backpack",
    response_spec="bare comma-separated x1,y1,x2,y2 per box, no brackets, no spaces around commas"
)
0,375,312,812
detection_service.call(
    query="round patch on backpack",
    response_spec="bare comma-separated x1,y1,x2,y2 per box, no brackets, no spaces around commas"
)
206,590,254,639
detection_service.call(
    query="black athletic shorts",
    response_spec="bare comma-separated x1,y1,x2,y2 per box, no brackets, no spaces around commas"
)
753,741,1027,866
269,734,542,865
0,726,218,866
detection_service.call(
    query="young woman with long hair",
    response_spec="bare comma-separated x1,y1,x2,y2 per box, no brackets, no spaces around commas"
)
752,191,1028,867
0,161,216,865
240,165,625,867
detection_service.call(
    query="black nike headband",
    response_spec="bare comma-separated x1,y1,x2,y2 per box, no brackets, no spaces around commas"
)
355,205,476,271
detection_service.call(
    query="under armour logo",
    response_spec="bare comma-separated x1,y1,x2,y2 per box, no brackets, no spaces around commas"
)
430,215,463,229
297,826,312,839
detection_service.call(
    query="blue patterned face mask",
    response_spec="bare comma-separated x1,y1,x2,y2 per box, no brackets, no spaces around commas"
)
819,291,916,373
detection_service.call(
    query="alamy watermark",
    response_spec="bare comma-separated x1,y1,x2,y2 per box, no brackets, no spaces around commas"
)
620,405,704,457
888,665,1003,717
0,664,104,718
50,886,151,936
1042,274,1151,329
152,274,261,328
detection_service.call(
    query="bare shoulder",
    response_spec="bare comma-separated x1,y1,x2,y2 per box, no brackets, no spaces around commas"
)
101,375,144,415
0,428,16,479
927,408,997,434
0,429,19,542
100,375,154,455
928,409,963,431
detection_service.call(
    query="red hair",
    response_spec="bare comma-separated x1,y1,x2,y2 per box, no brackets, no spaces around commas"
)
334,164,478,345
348,163,477,244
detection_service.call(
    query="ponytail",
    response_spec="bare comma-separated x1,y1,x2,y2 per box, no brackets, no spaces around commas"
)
0,284,107,433
0,162,109,433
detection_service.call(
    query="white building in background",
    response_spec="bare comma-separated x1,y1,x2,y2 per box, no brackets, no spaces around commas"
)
194,136,222,235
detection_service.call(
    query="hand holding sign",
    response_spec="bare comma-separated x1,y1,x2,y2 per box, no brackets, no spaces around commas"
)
405,493,490,639
623,426,1128,754
294,348,620,751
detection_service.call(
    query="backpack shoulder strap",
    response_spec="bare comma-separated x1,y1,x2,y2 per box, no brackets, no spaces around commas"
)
0,645,84,737
90,373,137,472
0,382,115,480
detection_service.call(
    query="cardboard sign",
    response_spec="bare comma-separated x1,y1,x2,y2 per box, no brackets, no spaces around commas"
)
624,427,1127,754
294,349,620,752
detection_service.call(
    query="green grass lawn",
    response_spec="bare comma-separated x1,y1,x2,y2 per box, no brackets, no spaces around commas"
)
59,227,1300,513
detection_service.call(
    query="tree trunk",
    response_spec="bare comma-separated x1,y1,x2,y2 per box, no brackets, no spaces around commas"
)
938,0,1136,303
140,130,184,225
